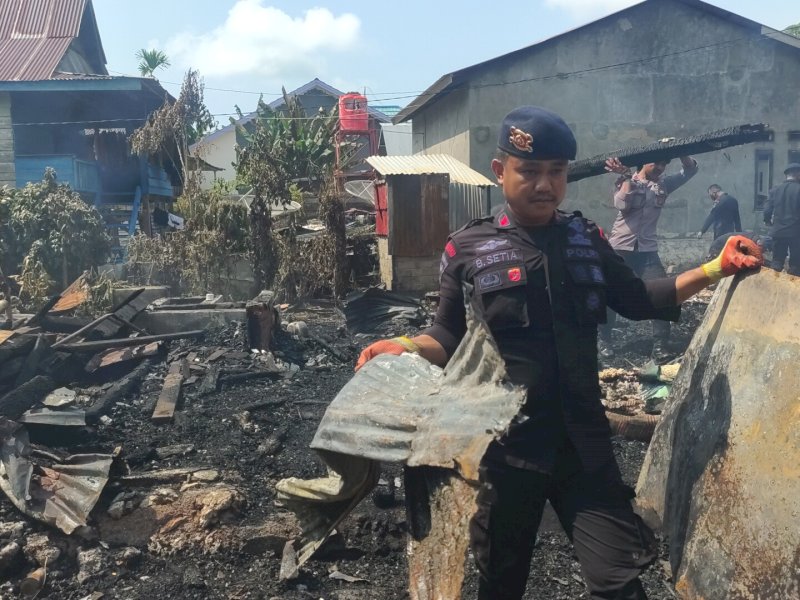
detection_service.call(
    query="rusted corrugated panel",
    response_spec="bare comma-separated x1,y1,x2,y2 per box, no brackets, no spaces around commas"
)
0,0,84,39
51,273,89,313
50,0,86,38
0,36,71,80
0,38,41,79
0,0,84,80
19,37,71,80
637,270,800,599
367,154,495,187
14,0,50,37
277,303,526,575
449,182,491,230
0,418,113,534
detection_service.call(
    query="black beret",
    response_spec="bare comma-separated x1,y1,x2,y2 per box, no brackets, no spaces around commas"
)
784,162,800,174
498,106,577,161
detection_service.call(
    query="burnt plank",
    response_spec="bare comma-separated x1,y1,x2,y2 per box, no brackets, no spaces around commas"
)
152,360,186,424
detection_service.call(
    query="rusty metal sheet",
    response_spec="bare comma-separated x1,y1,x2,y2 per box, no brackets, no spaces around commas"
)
0,418,112,534
85,341,161,372
277,303,526,579
637,270,800,600
50,273,90,313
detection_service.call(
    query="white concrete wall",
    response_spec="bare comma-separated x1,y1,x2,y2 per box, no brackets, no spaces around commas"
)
193,128,238,189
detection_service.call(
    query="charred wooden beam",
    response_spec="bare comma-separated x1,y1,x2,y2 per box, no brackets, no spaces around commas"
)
151,360,187,424
567,123,773,182
0,375,57,420
58,330,204,352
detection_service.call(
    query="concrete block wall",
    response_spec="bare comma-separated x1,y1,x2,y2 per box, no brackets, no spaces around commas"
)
378,237,439,293
0,92,14,189
392,255,439,293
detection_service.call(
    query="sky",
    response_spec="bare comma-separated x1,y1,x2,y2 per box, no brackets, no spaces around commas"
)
91,0,798,124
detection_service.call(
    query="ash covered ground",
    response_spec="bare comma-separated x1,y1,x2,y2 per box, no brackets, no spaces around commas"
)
0,294,711,599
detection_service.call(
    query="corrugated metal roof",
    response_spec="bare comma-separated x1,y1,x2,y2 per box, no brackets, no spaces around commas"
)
366,154,495,187
50,70,114,80
0,0,89,81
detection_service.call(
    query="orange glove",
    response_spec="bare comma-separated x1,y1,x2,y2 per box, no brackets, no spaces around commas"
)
355,336,420,371
701,235,763,283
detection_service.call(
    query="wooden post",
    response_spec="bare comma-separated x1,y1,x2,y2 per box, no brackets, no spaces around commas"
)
246,291,277,352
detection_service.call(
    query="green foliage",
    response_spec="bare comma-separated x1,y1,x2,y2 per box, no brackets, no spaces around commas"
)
784,23,800,38
127,183,250,296
135,48,171,77
234,89,340,190
0,169,111,296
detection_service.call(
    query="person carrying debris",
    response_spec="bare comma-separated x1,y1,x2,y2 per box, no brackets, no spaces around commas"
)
699,184,741,242
764,163,800,275
599,154,698,361
356,106,762,600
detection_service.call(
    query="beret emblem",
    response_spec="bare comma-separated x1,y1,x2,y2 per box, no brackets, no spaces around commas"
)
509,126,533,153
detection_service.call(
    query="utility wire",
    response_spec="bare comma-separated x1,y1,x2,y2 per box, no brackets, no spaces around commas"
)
115,26,794,103
16,28,795,127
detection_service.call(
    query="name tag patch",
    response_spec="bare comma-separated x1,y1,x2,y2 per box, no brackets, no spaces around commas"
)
474,248,523,271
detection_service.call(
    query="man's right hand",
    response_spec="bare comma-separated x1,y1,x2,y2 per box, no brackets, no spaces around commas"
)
355,337,420,371
605,157,631,176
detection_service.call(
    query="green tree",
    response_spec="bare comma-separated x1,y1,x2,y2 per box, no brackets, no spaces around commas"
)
0,168,110,295
784,23,800,38
233,90,350,296
135,48,171,77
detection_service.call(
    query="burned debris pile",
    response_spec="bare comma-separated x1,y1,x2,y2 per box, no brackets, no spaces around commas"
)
0,279,440,598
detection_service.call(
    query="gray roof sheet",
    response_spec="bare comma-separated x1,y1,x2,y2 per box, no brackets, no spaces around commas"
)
366,154,495,187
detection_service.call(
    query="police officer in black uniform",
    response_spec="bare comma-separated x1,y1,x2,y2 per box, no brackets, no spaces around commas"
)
356,106,762,600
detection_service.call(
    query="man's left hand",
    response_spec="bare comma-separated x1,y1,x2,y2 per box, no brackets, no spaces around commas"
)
701,235,763,283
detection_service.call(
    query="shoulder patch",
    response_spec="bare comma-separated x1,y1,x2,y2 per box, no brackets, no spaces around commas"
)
451,215,493,237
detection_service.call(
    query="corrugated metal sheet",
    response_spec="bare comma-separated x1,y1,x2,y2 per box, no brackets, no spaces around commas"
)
50,71,113,80
277,304,526,574
0,0,85,40
449,182,492,230
0,0,86,80
366,154,495,187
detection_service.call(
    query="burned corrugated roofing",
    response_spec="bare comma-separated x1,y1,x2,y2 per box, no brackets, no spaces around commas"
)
366,154,495,187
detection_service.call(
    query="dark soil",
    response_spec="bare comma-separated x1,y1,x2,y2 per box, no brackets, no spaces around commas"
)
0,296,710,599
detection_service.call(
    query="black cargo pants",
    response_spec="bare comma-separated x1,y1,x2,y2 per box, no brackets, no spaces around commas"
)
469,449,657,600
770,237,800,276
600,250,671,341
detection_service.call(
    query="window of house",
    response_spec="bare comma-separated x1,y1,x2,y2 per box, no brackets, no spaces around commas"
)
788,132,800,166
754,150,773,211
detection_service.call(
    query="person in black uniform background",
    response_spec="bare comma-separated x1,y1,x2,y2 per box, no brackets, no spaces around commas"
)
356,107,762,600
699,184,741,242
764,163,800,275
